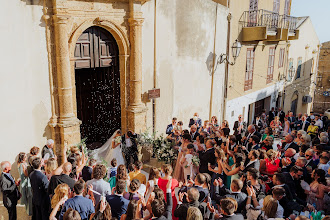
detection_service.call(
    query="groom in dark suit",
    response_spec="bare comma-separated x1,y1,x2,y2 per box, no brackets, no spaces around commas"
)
122,130,139,166
0,161,21,220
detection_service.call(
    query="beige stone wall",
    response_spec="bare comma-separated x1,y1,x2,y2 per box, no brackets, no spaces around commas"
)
0,0,51,174
141,0,228,133
313,41,330,113
283,18,320,115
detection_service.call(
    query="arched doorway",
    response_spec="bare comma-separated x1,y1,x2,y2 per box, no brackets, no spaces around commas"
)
290,91,298,116
74,26,121,148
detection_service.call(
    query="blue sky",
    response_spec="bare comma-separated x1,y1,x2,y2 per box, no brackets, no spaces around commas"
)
291,0,330,43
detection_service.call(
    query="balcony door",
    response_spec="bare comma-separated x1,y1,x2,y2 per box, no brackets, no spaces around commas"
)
248,0,258,27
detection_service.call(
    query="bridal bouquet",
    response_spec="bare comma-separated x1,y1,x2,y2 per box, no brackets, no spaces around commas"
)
114,136,122,144
191,155,200,167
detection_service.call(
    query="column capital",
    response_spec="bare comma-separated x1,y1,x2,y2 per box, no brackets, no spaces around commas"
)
128,18,144,27
53,15,70,24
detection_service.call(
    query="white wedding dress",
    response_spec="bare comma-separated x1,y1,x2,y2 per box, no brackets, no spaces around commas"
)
90,129,126,166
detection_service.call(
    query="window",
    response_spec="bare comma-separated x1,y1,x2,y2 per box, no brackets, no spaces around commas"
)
287,59,293,81
267,47,275,84
296,57,302,79
248,0,259,27
245,48,255,91
273,0,280,13
284,0,291,16
278,48,285,68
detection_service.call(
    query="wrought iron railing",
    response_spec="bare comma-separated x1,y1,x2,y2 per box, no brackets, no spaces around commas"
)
239,9,298,30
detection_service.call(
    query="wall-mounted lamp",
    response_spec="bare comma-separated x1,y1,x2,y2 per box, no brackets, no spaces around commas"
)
217,40,242,66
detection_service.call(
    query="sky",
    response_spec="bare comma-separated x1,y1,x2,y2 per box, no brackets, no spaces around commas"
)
291,0,330,43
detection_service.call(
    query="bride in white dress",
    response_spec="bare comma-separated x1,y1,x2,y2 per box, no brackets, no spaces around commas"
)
90,129,126,166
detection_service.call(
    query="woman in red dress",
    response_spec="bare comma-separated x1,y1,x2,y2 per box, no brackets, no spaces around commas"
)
260,149,280,176
158,164,179,220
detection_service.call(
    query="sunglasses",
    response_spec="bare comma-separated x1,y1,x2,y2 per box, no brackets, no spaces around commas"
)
305,154,313,157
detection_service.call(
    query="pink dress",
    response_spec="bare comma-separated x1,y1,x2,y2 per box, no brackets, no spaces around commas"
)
158,178,179,220
307,182,324,211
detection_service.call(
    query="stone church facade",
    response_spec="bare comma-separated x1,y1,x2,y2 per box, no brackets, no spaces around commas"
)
1,0,228,165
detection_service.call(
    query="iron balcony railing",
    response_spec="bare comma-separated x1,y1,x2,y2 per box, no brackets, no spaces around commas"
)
240,9,298,30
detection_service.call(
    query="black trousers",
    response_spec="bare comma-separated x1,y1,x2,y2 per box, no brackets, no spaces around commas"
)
6,205,17,220
32,204,50,220
125,147,138,166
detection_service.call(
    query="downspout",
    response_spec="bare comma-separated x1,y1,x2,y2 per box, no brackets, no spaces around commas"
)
209,3,218,121
152,0,157,133
222,0,231,122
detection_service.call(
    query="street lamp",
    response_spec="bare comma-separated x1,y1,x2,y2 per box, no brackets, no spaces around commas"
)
287,66,295,81
217,39,242,65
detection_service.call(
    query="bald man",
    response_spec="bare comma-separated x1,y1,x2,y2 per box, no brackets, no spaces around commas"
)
48,162,75,195
188,112,202,128
0,161,20,220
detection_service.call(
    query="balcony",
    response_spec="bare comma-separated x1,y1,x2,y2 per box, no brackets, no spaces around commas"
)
239,10,299,42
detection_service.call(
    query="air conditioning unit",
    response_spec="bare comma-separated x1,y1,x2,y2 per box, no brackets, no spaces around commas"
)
302,95,312,103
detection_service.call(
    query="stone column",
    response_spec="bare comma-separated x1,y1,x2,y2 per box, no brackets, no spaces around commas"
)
53,15,81,162
127,17,147,133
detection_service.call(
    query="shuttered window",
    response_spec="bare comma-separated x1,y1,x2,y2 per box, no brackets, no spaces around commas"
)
278,48,285,68
296,57,302,79
267,47,275,84
273,0,280,13
245,48,255,91
284,0,291,16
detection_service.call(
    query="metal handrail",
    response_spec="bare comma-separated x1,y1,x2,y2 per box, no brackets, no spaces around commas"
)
239,9,298,30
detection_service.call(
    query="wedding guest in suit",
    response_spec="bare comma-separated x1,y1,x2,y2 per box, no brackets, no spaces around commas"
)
0,161,21,220
82,158,96,182
244,150,260,172
213,178,247,213
122,131,139,166
288,112,296,130
279,134,299,155
174,188,205,220
48,162,75,196
29,157,51,220
305,149,317,170
216,198,244,220
301,116,310,132
42,139,56,163
178,173,209,203
190,125,200,141
106,179,129,219
268,107,276,124
189,112,202,128
242,125,261,148
233,115,247,144
277,107,285,123
197,139,216,176
59,179,95,220
294,114,303,131
249,135,261,151
166,117,177,135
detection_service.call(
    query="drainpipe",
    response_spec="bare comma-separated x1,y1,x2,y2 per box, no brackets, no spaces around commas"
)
209,4,218,121
152,0,157,133
222,2,231,122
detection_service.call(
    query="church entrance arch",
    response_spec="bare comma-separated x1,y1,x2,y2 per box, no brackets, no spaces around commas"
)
74,26,121,148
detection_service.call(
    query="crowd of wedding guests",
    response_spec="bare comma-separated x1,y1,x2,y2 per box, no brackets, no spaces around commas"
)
1,109,330,220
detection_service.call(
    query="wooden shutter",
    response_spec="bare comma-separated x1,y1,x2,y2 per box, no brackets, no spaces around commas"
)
245,48,255,91
267,47,275,84
284,0,291,16
278,48,285,68
273,0,280,13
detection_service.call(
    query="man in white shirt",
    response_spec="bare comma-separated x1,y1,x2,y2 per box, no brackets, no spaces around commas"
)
314,115,323,129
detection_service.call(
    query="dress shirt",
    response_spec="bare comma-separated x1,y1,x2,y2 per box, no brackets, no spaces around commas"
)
60,195,95,220
125,137,132,147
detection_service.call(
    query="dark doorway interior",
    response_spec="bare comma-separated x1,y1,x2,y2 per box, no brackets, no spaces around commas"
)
74,26,120,148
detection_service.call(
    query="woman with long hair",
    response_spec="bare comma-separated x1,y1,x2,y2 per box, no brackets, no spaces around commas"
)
260,136,274,151
307,169,326,211
219,153,245,184
173,133,191,182
90,200,112,220
262,195,278,219
120,200,141,220
51,184,70,219
186,207,203,220
221,120,230,137
145,167,160,201
17,152,33,216
109,164,130,191
158,164,179,220
261,127,273,141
